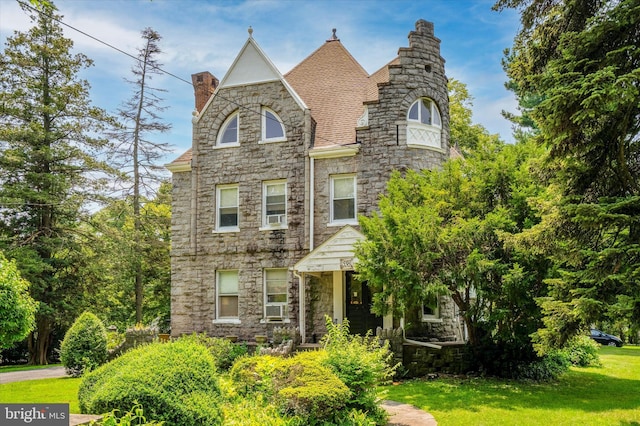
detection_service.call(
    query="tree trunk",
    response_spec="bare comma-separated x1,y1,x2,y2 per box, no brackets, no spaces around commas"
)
27,318,51,365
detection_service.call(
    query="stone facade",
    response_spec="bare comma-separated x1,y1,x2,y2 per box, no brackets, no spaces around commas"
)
169,20,460,344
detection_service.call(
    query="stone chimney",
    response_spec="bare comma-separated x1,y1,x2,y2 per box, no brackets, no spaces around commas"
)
191,71,219,113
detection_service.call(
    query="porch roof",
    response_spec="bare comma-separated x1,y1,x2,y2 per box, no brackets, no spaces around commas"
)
293,225,364,273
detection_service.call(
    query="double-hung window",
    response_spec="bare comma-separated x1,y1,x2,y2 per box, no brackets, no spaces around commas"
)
217,270,239,320
264,269,288,320
330,174,357,224
217,184,239,231
263,180,287,228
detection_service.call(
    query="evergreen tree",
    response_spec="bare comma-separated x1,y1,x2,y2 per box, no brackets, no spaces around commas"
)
496,0,640,348
0,2,115,363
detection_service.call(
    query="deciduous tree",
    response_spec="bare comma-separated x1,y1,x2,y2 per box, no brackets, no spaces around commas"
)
0,252,38,349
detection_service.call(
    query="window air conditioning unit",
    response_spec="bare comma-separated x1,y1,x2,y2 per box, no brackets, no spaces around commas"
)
265,304,284,319
267,214,286,225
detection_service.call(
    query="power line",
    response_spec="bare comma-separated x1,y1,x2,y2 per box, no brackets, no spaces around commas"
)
14,0,344,147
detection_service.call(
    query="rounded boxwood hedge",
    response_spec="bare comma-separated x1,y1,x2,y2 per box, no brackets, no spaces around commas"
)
79,339,222,425
59,311,107,377
230,352,350,423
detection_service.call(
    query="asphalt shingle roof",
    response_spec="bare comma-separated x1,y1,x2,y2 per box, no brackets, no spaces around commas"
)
169,35,393,166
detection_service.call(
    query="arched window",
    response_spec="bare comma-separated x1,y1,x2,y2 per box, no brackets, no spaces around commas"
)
406,98,442,149
261,107,286,142
217,111,239,146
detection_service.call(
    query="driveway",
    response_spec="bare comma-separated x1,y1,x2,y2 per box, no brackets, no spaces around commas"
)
0,366,68,384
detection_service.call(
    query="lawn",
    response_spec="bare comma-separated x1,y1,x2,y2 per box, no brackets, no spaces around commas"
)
0,377,82,413
384,346,640,425
1,347,638,425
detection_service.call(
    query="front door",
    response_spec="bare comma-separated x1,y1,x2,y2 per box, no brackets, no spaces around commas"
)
345,271,382,336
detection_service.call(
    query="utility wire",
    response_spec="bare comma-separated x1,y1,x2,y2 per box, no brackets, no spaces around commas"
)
15,0,347,146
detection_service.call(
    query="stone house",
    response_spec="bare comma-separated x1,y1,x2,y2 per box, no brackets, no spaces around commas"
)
166,19,464,344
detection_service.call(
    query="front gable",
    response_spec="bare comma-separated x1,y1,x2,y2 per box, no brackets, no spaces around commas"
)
195,31,307,124
293,225,364,273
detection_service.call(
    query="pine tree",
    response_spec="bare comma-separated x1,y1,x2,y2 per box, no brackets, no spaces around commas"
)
0,1,115,363
496,0,640,348
109,27,171,323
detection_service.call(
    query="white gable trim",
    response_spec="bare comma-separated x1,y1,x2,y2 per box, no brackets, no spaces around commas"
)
195,36,307,124
165,161,191,173
293,225,364,273
220,38,280,88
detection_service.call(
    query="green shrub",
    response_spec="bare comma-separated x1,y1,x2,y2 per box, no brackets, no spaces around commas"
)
514,351,570,381
90,403,163,425
79,340,222,425
229,354,280,396
179,333,248,371
222,395,295,426
320,316,395,420
229,353,351,424
564,335,601,367
60,311,108,377
274,355,351,421
106,330,125,352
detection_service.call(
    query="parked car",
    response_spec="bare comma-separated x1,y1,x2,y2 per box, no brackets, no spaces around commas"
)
590,329,623,347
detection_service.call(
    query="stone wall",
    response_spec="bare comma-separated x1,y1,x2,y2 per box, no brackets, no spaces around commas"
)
378,328,470,378
170,79,309,340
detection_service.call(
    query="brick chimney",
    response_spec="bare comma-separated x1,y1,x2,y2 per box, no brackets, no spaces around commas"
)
191,71,219,113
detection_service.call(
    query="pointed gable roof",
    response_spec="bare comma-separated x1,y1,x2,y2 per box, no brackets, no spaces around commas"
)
293,225,365,273
194,31,306,124
285,37,370,147
219,34,282,88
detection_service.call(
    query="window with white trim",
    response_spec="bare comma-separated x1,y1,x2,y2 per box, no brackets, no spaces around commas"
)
422,295,440,321
263,180,287,227
264,269,288,320
217,270,239,319
217,112,239,146
261,107,286,142
217,184,239,231
331,174,357,224
407,98,442,149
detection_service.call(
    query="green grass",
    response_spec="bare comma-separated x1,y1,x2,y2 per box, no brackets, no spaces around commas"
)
2,347,639,423
0,363,62,373
383,346,640,425
0,377,82,413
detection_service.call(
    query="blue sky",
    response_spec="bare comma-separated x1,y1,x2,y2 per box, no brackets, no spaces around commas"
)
0,0,521,162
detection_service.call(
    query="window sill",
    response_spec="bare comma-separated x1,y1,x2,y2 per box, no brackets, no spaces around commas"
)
258,138,287,144
328,220,358,227
260,318,291,324
407,143,444,152
213,227,240,233
259,225,288,231
213,319,241,324
422,317,442,323
213,143,240,149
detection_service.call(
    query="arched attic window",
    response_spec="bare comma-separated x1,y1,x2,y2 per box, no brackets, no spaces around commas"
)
217,111,239,146
261,107,286,143
406,98,442,149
